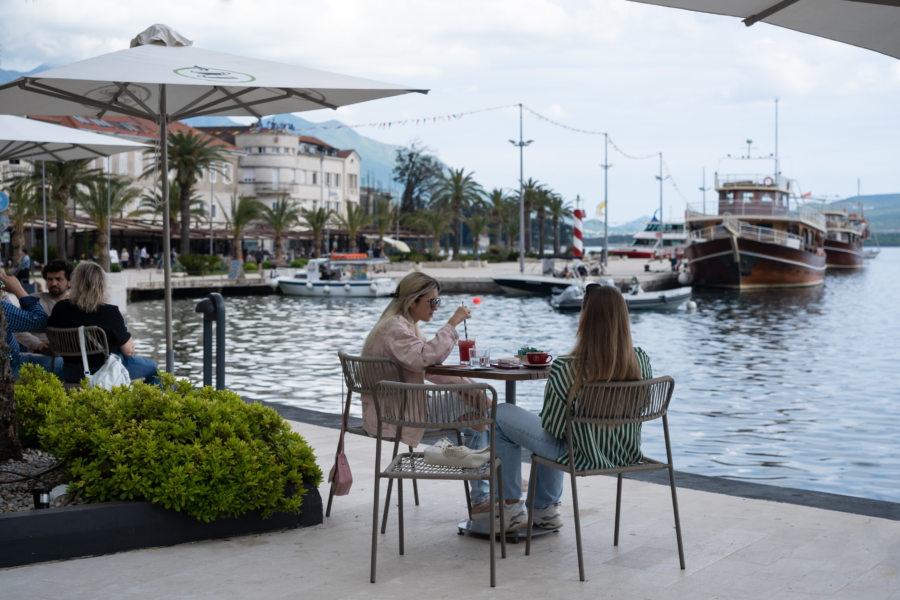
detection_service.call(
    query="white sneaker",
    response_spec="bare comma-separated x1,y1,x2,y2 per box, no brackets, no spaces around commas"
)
470,499,496,520
532,503,564,529
500,500,528,531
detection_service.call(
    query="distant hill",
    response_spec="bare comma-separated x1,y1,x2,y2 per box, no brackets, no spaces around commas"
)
583,216,650,236
184,114,401,191
829,194,900,233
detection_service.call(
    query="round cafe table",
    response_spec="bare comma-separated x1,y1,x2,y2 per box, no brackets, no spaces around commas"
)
424,362,550,404
425,361,557,541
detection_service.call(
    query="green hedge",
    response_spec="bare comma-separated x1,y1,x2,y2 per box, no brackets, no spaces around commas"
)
15,365,322,522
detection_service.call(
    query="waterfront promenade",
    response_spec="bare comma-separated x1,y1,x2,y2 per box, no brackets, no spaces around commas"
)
3,415,898,598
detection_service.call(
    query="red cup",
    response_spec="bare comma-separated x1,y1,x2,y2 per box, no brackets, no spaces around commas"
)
458,339,476,364
526,352,553,365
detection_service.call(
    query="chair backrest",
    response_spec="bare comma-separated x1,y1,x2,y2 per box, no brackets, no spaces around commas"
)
46,326,110,363
568,376,675,426
372,381,498,433
338,351,405,395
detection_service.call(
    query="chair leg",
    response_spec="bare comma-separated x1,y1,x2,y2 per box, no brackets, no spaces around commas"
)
663,416,686,569
570,472,585,582
397,478,405,556
325,479,336,517
370,474,380,583
614,472,623,547
497,463,507,560
409,445,420,506
488,470,497,587
525,459,538,555
380,478,394,534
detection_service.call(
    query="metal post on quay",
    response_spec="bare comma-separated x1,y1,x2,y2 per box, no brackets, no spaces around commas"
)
195,292,226,390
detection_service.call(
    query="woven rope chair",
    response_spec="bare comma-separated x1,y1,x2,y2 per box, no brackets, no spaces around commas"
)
45,326,109,386
329,352,472,534
370,381,505,587
525,375,685,581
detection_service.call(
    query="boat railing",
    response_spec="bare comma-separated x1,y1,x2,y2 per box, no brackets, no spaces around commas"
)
798,204,826,231
689,221,803,249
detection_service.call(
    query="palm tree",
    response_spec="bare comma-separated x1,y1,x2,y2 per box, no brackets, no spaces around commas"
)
334,201,372,252
145,130,227,256
261,195,301,263
486,188,509,247
4,177,40,265
463,211,491,260
36,159,101,259
373,197,396,248
220,194,263,262
430,167,485,259
532,187,555,257
521,178,544,254
547,194,573,255
407,207,453,256
76,175,141,270
134,181,206,234
300,206,334,257
501,196,521,251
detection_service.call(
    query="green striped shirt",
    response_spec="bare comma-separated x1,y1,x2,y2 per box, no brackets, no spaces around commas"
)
540,348,652,470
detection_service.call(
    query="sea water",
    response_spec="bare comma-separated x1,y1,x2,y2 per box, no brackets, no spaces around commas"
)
125,247,900,502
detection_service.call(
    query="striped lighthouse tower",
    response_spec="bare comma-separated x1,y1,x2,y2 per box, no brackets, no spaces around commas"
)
572,208,584,258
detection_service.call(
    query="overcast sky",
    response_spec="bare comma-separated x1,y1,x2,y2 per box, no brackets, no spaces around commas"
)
1,0,898,224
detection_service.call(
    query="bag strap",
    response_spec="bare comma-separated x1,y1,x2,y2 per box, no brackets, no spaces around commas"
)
337,372,348,454
76,326,91,378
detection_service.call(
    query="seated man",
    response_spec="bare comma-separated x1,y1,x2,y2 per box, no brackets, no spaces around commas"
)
0,268,58,379
15,259,74,356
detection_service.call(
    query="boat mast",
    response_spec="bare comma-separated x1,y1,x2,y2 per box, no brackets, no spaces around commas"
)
774,97,780,184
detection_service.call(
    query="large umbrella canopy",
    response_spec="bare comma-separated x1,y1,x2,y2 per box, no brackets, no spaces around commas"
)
629,0,900,60
0,24,427,374
0,115,146,162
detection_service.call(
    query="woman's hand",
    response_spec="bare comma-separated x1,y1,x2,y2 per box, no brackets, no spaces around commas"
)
447,305,471,328
0,268,27,299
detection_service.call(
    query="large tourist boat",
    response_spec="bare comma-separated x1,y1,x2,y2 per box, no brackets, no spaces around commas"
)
274,254,397,297
609,218,687,259
684,168,826,289
823,208,868,269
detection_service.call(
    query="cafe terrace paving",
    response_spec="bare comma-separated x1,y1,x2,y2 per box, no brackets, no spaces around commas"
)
2,415,898,599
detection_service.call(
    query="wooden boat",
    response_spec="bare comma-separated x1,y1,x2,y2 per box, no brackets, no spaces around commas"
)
275,254,396,297
609,218,687,259
684,168,826,290
823,209,867,269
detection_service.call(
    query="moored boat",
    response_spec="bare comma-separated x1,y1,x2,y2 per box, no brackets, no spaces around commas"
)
550,279,692,312
823,209,867,269
609,218,687,259
275,254,396,297
684,167,826,290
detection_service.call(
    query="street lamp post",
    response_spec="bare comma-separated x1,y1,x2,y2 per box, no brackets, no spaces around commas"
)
654,153,669,262
209,165,215,255
508,103,532,274
600,133,611,269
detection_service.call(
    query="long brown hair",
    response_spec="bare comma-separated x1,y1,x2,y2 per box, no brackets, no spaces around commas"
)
569,283,640,388
362,272,440,353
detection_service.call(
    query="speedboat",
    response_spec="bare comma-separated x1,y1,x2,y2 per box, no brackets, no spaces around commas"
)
275,254,397,297
550,279,693,312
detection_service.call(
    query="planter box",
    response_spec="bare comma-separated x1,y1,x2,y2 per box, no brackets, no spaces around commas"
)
0,485,322,568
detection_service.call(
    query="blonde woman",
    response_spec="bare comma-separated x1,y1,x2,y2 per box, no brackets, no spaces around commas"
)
494,283,652,531
48,261,160,384
362,271,492,514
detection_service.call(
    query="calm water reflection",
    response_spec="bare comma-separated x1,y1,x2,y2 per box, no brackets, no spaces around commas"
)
125,248,900,502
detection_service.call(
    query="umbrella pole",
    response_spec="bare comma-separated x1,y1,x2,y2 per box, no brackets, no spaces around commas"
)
159,87,174,373
42,161,47,265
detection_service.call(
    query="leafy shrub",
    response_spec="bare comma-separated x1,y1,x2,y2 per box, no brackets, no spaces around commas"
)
290,258,307,268
178,253,210,275
31,245,57,261
16,365,322,522
243,262,258,273
204,255,222,272
109,263,122,272
262,260,272,269
15,365,68,447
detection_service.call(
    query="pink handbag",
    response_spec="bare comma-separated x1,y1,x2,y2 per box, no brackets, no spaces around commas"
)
328,410,353,496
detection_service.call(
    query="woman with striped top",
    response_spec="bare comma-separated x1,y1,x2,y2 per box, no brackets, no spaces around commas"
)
493,283,652,530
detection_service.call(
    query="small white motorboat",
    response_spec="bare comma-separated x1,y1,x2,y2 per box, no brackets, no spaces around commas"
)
550,279,692,312
275,254,397,297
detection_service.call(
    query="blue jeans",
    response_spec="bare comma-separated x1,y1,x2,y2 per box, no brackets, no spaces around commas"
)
60,353,160,385
460,428,490,504
494,403,566,509
18,353,64,378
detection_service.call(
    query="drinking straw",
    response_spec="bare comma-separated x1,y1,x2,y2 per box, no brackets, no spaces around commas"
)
461,301,468,340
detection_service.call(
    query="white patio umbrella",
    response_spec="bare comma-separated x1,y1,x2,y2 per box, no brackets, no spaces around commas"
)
628,0,900,60
0,115,147,265
0,24,427,372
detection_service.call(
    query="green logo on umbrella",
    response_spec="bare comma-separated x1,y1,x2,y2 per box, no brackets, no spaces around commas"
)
174,66,256,83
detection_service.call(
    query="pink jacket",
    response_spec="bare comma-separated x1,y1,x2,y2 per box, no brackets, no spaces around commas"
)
362,315,469,445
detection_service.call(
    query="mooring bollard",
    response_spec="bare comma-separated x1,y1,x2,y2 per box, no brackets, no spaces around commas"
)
195,292,226,390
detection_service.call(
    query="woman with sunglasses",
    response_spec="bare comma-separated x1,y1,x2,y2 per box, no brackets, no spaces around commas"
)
493,283,652,531
361,271,491,511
